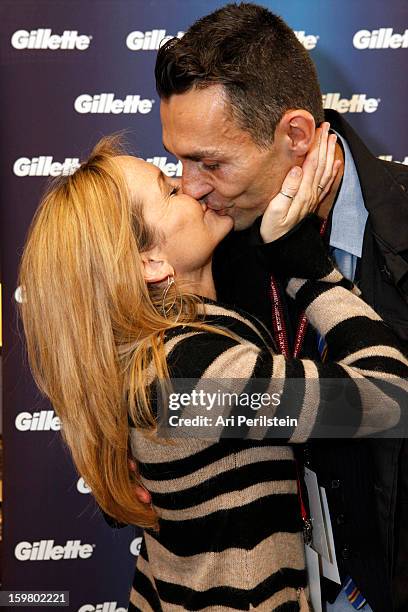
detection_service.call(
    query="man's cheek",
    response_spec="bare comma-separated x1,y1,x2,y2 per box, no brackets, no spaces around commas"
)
215,186,244,203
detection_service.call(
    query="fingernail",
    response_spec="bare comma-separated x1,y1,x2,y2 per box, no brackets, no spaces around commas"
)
290,166,302,177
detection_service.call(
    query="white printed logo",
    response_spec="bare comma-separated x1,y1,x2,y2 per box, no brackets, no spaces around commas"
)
378,155,408,165
78,603,127,612
294,30,319,50
126,29,184,51
322,93,380,113
77,477,91,494
15,410,61,432
130,537,143,556
14,285,26,304
353,28,408,50
125,28,318,51
13,157,80,177
146,156,182,177
74,94,154,114
15,540,94,561
11,29,92,50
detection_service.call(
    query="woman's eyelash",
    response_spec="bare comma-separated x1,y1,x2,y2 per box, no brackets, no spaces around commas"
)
169,185,180,196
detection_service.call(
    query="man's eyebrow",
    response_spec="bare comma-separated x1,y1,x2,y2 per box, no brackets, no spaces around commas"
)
162,142,222,161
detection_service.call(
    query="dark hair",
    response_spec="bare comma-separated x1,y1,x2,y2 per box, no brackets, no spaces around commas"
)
155,2,324,147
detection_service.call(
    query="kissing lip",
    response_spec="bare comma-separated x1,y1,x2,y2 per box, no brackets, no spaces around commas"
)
206,204,233,215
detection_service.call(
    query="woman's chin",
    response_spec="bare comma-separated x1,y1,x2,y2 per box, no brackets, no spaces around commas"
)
205,208,234,238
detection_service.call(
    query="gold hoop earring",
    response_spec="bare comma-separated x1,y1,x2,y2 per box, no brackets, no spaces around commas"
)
162,276,175,317
161,275,183,322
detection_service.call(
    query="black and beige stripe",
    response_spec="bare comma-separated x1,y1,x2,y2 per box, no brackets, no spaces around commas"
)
127,272,408,611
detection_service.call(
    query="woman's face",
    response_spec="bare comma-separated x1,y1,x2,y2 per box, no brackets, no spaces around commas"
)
116,156,234,277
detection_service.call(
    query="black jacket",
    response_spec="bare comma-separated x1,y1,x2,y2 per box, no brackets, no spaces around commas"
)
212,109,408,611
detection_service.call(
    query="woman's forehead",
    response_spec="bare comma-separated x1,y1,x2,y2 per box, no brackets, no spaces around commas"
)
114,155,160,191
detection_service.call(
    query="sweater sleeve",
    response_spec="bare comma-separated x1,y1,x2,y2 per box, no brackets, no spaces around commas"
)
160,276,408,443
249,213,334,279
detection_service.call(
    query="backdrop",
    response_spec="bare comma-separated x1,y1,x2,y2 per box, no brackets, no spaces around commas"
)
1,1,407,610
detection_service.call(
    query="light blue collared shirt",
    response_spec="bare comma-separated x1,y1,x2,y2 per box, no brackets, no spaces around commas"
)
317,132,371,606
329,130,368,281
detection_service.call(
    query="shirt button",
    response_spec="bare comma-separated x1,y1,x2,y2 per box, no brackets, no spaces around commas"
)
336,513,346,525
342,544,351,560
331,479,341,489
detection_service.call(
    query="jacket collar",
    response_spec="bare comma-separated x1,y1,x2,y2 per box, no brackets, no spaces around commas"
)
325,109,408,254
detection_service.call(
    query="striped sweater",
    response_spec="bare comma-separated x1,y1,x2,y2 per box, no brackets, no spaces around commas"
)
127,257,408,611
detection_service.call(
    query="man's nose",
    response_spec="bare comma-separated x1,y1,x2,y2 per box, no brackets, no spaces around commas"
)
181,163,212,201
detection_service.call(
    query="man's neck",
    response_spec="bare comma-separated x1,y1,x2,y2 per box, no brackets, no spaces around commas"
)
316,141,345,220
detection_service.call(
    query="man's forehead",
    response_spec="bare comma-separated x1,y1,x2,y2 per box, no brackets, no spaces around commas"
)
160,87,250,158
161,84,228,121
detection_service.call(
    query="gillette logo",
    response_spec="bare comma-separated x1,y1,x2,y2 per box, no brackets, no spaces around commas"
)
146,156,182,177
294,30,319,50
78,604,127,612
15,410,61,431
14,157,80,176
77,478,92,494
353,28,408,49
130,537,143,556
15,540,94,561
126,29,184,50
74,93,154,114
125,28,318,52
322,93,380,113
11,29,91,50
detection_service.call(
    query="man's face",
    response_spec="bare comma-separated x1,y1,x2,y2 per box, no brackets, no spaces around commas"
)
160,84,291,230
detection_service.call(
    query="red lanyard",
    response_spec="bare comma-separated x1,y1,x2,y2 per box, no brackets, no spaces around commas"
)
296,459,313,545
269,216,328,543
269,217,328,359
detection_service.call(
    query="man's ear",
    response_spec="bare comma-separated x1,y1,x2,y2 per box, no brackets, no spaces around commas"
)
141,249,174,283
277,110,316,158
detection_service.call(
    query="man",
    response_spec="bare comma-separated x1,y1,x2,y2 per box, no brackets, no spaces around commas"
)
116,3,408,610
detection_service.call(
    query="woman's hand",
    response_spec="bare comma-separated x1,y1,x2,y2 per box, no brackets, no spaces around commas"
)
128,457,152,505
260,122,342,243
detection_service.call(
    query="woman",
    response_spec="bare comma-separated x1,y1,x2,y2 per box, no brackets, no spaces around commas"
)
18,129,407,611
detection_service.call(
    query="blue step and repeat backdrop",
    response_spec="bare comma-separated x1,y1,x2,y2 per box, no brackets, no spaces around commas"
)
0,1,407,610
